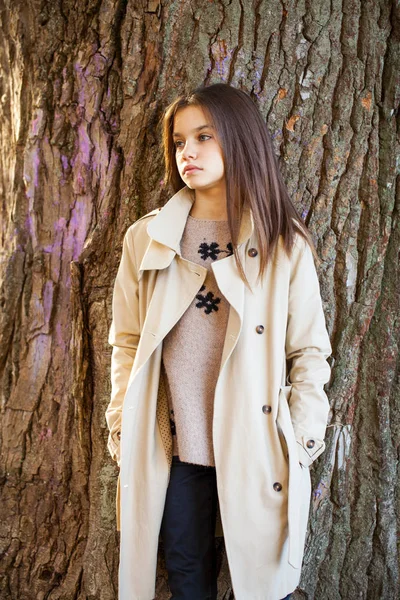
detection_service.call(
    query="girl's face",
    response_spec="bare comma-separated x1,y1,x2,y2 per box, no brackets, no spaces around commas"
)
172,106,225,191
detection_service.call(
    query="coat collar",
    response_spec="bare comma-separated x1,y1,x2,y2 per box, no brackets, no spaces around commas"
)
139,186,254,276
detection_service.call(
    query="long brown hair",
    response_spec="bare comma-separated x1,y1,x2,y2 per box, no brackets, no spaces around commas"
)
161,82,317,286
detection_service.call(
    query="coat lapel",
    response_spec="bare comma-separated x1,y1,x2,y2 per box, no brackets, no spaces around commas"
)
212,204,254,370
137,239,176,276
133,187,206,373
138,186,196,277
211,251,245,371
133,257,208,374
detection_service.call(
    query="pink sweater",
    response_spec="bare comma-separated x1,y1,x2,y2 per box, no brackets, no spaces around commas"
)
161,215,232,466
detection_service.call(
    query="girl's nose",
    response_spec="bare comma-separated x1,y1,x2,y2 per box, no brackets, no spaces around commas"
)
182,141,197,159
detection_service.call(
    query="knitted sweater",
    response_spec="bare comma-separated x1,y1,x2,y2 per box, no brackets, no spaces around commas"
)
161,214,232,467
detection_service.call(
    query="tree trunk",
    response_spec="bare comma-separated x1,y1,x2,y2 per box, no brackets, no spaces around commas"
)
0,0,398,598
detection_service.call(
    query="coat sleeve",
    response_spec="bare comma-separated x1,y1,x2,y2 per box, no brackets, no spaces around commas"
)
105,226,140,466
285,234,332,468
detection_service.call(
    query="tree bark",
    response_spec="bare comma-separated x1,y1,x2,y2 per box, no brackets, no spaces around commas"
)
0,0,398,599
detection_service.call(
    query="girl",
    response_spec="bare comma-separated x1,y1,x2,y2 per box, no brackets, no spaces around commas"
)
106,83,332,600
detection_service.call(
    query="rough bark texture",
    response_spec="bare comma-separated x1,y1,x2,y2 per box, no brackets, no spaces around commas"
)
0,0,399,599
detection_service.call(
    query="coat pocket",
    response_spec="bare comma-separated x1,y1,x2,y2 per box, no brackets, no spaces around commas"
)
276,385,300,471
277,385,305,569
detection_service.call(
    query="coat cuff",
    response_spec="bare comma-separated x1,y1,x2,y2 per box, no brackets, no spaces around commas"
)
296,436,325,467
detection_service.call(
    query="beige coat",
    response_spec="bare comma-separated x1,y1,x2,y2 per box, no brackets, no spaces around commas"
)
105,186,332,600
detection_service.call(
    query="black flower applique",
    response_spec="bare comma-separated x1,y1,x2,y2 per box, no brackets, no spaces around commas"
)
169,409,176,436
198,241,233,261
198,242,220,260
195,285,221,315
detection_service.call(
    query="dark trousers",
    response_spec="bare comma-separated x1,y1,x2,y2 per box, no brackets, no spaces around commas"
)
160,455,293,600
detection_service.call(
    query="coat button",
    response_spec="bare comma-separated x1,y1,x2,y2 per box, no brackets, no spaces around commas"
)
306,439,315,448
262,405,272,414
248,248,258,257
256,325,264,334
273,482,282,492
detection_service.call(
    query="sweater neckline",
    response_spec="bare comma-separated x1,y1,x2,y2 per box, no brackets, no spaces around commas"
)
187,214,228,223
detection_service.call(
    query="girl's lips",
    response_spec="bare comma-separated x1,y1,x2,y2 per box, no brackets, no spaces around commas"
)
183,166,201,174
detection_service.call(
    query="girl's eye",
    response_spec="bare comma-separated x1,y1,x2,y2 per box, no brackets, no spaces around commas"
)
174,134,211,148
